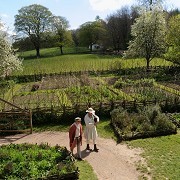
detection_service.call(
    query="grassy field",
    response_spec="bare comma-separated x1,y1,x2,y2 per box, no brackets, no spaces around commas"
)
127,131,180,180
14,47,172,76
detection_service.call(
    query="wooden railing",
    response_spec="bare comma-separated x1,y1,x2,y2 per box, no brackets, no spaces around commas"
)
0,98,32,134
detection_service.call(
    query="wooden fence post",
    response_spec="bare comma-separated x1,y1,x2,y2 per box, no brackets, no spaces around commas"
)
29,110,33,134
122,100,126,109
133,100,137,109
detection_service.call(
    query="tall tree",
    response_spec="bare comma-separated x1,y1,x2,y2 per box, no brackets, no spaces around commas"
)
14,4,53,57
50,16,70,54
0,30,22,78
164,14,180,65
78,19,107,51
71,29,79,48
106,6,139,51
124,7,167,70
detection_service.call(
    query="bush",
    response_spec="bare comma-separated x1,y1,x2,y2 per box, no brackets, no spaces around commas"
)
110,105,177,141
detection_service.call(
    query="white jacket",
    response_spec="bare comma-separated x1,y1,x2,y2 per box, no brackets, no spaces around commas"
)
84,113,99,140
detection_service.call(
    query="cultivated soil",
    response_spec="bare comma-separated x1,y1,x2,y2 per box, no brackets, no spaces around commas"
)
0,131,150,180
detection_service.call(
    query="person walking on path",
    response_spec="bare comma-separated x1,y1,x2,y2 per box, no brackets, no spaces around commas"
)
84,107,99,152
69,117,83,160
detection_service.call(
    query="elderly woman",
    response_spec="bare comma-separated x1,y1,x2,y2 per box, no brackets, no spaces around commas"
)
69,117,83,160
84,107,99,152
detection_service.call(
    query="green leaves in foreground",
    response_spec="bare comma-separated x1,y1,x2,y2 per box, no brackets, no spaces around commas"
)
0,143,78,179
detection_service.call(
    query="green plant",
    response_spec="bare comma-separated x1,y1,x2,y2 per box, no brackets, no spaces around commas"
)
0,143,78,179
110,105,177,140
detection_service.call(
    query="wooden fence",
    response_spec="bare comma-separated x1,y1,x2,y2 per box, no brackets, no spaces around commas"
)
6,65,180,83
32,98,180,116
0,98,32,134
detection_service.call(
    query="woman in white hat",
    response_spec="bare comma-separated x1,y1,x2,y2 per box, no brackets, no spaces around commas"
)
69,117,83,160
84,107,99,152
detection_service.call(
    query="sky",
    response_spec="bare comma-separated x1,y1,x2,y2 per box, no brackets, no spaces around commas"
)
0,0,180,35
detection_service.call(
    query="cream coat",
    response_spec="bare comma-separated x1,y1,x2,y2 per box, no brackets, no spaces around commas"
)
84,113,99,141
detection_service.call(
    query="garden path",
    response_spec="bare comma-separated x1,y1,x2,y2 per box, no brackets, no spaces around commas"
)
0,131,145,180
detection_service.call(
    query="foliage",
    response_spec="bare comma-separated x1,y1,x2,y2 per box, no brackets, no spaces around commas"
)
164,14,180,65
0,33,22,78
125,7,167,70
173,113,180,122
13,36,34,51
14,4,53,57
78,20,107,51
110,105,177,140
0,143,78,179
106,6,138,50
50,16,73,54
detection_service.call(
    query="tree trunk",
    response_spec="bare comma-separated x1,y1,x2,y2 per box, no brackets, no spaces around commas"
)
36,47,40,58
90,44,93,52
146,58,150,72
60,45,63,55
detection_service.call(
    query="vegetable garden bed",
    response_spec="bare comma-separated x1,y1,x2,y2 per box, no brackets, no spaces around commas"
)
0,143,78,180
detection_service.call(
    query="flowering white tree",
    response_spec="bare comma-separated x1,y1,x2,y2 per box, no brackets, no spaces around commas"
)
124,7,167,70
0,24,23,78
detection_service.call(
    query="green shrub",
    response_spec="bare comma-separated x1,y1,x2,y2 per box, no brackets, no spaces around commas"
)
110,105,177,141
154,113,177,133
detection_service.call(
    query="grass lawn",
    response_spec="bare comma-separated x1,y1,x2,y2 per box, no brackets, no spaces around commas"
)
14,47,172,76
76,160,98,180
127,131,180,180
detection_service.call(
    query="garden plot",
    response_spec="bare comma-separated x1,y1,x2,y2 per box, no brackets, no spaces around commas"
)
159,81,180,91
123,86,179,101
113,78,180,102
40,75,81,90
1,75,179,111
12,90,71,109
64,76,131,104
65,85,125,104
1,75,101,110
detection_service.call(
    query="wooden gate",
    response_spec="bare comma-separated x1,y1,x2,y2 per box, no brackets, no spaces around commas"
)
0,98,32,134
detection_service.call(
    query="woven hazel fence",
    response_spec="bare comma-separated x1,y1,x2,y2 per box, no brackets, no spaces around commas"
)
32,97,180,116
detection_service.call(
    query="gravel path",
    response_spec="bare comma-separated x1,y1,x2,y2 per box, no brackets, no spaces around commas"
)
0,131,144,180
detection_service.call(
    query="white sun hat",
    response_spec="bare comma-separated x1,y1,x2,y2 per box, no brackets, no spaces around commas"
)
86,107,95,113
75,117,81,121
